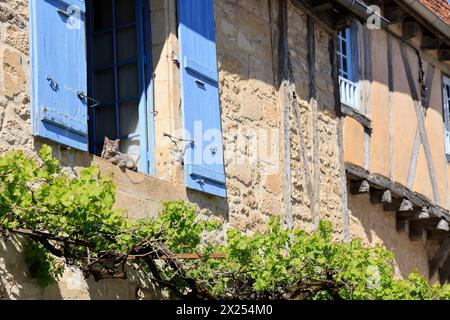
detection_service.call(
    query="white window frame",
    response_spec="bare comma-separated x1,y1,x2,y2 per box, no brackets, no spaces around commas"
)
443,76,450,157
337,26,360,111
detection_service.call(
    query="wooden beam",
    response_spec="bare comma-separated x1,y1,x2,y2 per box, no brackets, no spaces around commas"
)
408,226,427,242
311,2,333,12
402,18,422,40
438,49,450,62
370,188,385,204
341,104,373,132
383,5,406,25
333,16,352,30
392,0,450,47
421,33,440,51
429,238,450,278
428,232,450,241
384,196,403,212
400,43,440,206
345,163,450,220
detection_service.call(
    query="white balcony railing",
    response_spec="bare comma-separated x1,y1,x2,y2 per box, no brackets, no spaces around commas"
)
339,76,360,111
446,131,450,156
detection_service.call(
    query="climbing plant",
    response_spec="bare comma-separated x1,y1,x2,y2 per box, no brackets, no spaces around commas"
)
0,146,449,300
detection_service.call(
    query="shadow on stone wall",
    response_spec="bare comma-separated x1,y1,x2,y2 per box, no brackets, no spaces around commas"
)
347,186,435,279
0,235,172,300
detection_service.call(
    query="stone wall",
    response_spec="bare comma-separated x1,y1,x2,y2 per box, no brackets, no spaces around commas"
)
0,0,178,300
347,185,439,281
1,0,437,299
208,1,345,236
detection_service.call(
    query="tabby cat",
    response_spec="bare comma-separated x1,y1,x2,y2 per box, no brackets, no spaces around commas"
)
101,137,138,172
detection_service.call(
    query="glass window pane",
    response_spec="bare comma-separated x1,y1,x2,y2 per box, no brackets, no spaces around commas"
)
116,0,136,25
94,69,115,103
93,0,113,31
95,106,117,147
120,137,141,169
117,27,137,62
119,102,139,136
118,64,138,99
342,60,348,76
93,32,113,67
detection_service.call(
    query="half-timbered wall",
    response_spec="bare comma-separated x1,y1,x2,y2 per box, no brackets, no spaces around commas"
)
343,22,450,280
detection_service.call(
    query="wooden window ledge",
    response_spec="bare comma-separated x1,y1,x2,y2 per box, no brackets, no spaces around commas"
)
341,104,372,132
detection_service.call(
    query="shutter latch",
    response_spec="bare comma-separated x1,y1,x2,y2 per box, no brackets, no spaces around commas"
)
77,91,100,108
63,84,100,108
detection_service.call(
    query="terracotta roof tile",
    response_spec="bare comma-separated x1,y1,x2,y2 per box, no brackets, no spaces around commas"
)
418,0,450,25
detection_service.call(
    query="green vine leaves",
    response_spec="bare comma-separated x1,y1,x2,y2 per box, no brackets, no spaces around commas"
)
0,146,449,300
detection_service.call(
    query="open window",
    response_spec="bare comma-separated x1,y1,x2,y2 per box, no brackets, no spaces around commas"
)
86,0,155,173
443,76,450,158
30,0,226,197
337,24,360,111
30,0,156,175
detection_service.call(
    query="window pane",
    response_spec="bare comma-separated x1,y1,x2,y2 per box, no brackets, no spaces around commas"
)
96,106,117,146
116,0,136,25
93,32,113,67
117,27,137,62
94,69,115,103
120,137,141,169
341,41,347,56
342,60,348,77
119,102,139,136
93,0,113,31
118,64,138,99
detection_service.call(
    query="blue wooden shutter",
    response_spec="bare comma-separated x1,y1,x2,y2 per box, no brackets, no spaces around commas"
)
178,0,226,197
30,0,88,151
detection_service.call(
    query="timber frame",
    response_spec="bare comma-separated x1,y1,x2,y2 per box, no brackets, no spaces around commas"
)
347,163,450,283
305,0,450,283
298,0,450,62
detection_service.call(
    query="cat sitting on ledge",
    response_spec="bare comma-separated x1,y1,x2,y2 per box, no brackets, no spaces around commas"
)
101,137,138,172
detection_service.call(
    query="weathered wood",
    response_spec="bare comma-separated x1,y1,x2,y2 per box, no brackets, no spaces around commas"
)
331,31,349,242
280,0,293,233
308,15,320,229
421,33,439,50
341,104,372,132
384,5,406,24
400,43,440,206
402,18,422,40
427,231,450,241
411,217,441,229
384,196,403,212
370,188,385,204
387,33,395,180
393,0,449,46
396,211,422,222
311,2,333,12
407,226,427,242
350,180,370,194
345,163,450,220
429,238,450,279
438,50,450,62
